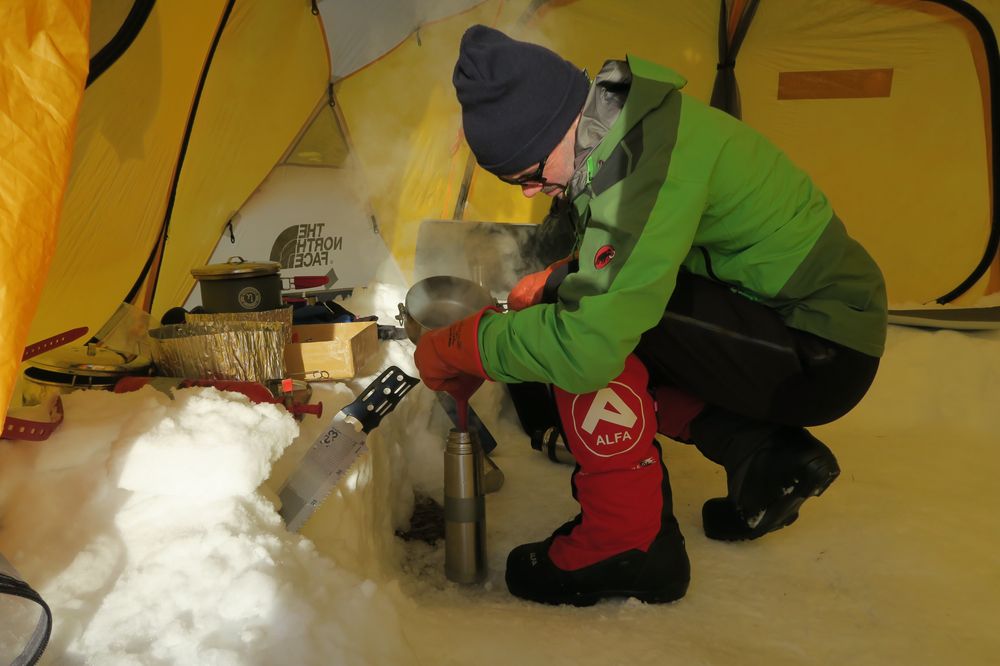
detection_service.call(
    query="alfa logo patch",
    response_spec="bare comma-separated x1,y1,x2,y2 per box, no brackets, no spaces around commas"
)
594,244,616,269
569,381,647,458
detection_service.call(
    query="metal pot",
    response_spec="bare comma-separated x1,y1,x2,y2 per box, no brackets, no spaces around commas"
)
21,344,152,406
396,276,496,344
191,256,282,313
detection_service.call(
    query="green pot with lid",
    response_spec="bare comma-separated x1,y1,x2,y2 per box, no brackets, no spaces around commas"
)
191,256,283,313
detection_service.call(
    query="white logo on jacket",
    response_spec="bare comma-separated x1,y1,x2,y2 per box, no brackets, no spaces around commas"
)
582,388,637,433
571,381,646,458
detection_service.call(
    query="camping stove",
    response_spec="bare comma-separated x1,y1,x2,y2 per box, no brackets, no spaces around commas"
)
443,429,487,584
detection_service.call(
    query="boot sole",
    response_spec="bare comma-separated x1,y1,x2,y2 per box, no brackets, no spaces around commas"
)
704,453,841,542
517,581,690,608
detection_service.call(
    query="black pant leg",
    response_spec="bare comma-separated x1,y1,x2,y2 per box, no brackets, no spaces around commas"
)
636,271,879,428
506,381,560,438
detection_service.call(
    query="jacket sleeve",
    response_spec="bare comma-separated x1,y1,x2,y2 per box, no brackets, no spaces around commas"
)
478,163,708,394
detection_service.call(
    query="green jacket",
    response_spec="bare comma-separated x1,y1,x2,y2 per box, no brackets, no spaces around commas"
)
479,56,887,394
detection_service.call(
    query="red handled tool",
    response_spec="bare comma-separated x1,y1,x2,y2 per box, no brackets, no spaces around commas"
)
113,376,323,418
282,276,329,290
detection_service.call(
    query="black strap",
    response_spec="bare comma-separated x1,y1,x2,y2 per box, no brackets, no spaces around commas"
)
709,0,760,118
542,259,576,303
925,0,1000,303
699,247,722,282
123,0,238,308
87,0,156,87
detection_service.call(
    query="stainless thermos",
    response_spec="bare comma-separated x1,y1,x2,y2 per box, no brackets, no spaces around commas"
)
444,429,487,583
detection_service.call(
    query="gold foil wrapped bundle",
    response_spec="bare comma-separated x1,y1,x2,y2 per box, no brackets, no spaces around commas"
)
148,316,289,382
185,307,293,342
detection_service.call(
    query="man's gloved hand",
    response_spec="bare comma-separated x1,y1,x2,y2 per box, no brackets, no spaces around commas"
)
507,257,572,311
414,306,499,398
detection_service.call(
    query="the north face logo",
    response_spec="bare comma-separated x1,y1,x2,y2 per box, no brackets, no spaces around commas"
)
270,223,343,269
570,381,646,458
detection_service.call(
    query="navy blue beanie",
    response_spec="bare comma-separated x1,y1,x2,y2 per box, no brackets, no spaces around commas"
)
453,25,589,176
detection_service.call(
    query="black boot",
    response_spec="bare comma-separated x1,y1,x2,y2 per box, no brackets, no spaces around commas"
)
504,520,690,607
701,426,840,541
530,426,575,465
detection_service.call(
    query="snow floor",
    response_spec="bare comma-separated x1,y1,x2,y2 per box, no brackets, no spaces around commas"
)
2,293,999,665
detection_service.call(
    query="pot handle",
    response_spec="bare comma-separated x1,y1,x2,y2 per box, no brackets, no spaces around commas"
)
226,256,247,264
283,276,329,290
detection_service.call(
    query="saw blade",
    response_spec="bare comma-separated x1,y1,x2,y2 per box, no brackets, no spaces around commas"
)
277,366,418,532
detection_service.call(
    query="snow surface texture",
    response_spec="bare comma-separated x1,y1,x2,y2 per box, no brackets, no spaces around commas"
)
1,282,999,665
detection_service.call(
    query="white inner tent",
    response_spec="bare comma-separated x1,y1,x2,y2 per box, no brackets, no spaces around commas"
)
2,1,999,664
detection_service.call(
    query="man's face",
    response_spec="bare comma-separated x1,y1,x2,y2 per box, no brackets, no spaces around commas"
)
500,120,578,199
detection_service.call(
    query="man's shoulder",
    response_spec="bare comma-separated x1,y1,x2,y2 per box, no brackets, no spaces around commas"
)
617,56,694,134
624,55,687,89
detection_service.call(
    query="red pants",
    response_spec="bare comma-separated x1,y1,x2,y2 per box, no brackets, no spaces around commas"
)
548,354,674,571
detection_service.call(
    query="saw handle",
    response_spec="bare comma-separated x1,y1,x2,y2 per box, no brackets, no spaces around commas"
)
289,402,323,417
341,366,419,433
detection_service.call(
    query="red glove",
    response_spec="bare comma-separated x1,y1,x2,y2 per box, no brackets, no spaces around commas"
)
414,306,499,399
507,257,572,311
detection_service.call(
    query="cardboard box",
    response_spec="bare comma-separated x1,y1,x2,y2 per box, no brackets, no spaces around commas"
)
283,321,378,380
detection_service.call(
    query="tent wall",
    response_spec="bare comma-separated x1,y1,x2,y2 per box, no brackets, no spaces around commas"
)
739,0,992,306
22,0,330,342
150,0,330,321
8,0,1000,425
971,0,1000,295
462,0,998,306
27,0,230,345
0,1,90,424
321,0,486,79
330,0,1000,306
333,0,529,278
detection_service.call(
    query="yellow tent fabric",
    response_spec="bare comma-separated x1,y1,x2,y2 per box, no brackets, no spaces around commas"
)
27,0,230,346
6,0,1000,427
3,5,1000,666
0,0,90,425
150,0,330,320
334,0,523,278
332,0,1000,305
22,0,330,344
463,0,999,306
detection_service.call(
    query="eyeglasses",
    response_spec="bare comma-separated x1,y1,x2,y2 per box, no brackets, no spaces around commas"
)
498,158,548,186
